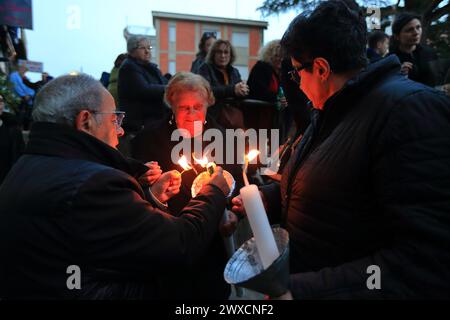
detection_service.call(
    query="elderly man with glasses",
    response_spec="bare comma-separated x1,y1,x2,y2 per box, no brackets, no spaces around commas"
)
0,73,232,299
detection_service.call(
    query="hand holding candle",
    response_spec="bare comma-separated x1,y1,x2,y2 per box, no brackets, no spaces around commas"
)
240,150,279,269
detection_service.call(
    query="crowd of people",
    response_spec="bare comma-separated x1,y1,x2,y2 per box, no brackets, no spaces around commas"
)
0,0,449,300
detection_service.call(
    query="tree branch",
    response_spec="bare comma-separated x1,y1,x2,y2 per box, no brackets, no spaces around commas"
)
431,3,450,21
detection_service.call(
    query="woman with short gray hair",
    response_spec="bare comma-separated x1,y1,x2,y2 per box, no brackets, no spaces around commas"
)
118,35,168,133
131,71,242,300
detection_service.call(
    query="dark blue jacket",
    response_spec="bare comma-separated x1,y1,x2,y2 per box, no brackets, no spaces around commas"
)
262,55,450,298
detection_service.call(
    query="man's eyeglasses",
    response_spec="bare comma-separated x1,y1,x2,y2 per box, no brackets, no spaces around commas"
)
289,62,313,84
92,111,126,127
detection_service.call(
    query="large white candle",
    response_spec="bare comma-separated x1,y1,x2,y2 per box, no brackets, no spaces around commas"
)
240,184,279,269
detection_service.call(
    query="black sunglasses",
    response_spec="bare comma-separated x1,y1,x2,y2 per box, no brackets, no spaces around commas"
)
289,62,313,84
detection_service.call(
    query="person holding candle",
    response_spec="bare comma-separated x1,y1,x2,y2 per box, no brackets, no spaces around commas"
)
131,72,242,299
232,0,450,299
0,73,232,299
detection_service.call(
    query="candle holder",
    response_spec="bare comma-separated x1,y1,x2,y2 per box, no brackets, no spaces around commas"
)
191,169,235,199
224,227,290,297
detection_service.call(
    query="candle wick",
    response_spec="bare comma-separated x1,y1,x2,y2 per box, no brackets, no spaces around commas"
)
243,158,250,186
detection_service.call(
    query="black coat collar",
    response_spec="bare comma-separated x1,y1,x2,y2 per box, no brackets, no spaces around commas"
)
25,122,148,178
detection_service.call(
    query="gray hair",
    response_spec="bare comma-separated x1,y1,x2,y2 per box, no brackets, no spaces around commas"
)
164,72,215,110
127,35,150,54
32,73,105,126
258,40,281,65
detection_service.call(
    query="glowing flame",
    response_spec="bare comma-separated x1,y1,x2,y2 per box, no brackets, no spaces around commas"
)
178,155,192,171
193,154,209,168
246,150,260,162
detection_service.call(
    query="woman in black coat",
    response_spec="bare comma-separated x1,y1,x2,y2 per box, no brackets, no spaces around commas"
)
118,35,169,133
198,40,249,129
390,13,438,87
246,40,288,135
131,72,242,299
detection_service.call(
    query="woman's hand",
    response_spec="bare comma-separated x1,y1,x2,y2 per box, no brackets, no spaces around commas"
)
231,191,268,216
207,166,230,196
234,81,250,97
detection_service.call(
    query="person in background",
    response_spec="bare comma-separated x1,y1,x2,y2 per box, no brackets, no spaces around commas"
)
367,31,390,63
246,40,287,134
118,35,169,133
131,72,240,300
390,12,438,87
0,73,231,299
0,94,24,184
191,31,217,74
198,40,249,129
107,53,127,105
8,65,35,130
22,72,54,93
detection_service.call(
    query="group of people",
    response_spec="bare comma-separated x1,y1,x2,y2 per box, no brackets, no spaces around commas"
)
366,12,440,88
0,0,449,300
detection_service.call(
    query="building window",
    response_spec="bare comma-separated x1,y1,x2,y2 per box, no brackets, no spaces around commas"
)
203,29,221,39
169,25,176,43
168,61,176,75
235,65,248,81
232,32,249,48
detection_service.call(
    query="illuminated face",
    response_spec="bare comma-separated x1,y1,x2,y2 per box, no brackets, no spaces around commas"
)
131,40,151,63
398,19,422,47
173,90,208,137
214,43,231,68
90,91,124,149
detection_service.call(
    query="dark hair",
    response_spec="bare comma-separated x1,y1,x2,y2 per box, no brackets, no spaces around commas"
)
197,31,217,57
368,31,389,49
281,0,368,74
392,12,421,35
114,53,127,68
206,39,236,66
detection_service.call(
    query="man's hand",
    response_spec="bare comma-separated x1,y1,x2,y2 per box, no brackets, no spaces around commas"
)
206,166,230,197
219,211,239,237
150,170,181,203
138,161,162,187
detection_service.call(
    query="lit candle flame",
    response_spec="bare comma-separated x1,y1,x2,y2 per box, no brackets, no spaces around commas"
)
178,155,192,171
242,149,260,186
246,150,260,162
192,154,209,168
